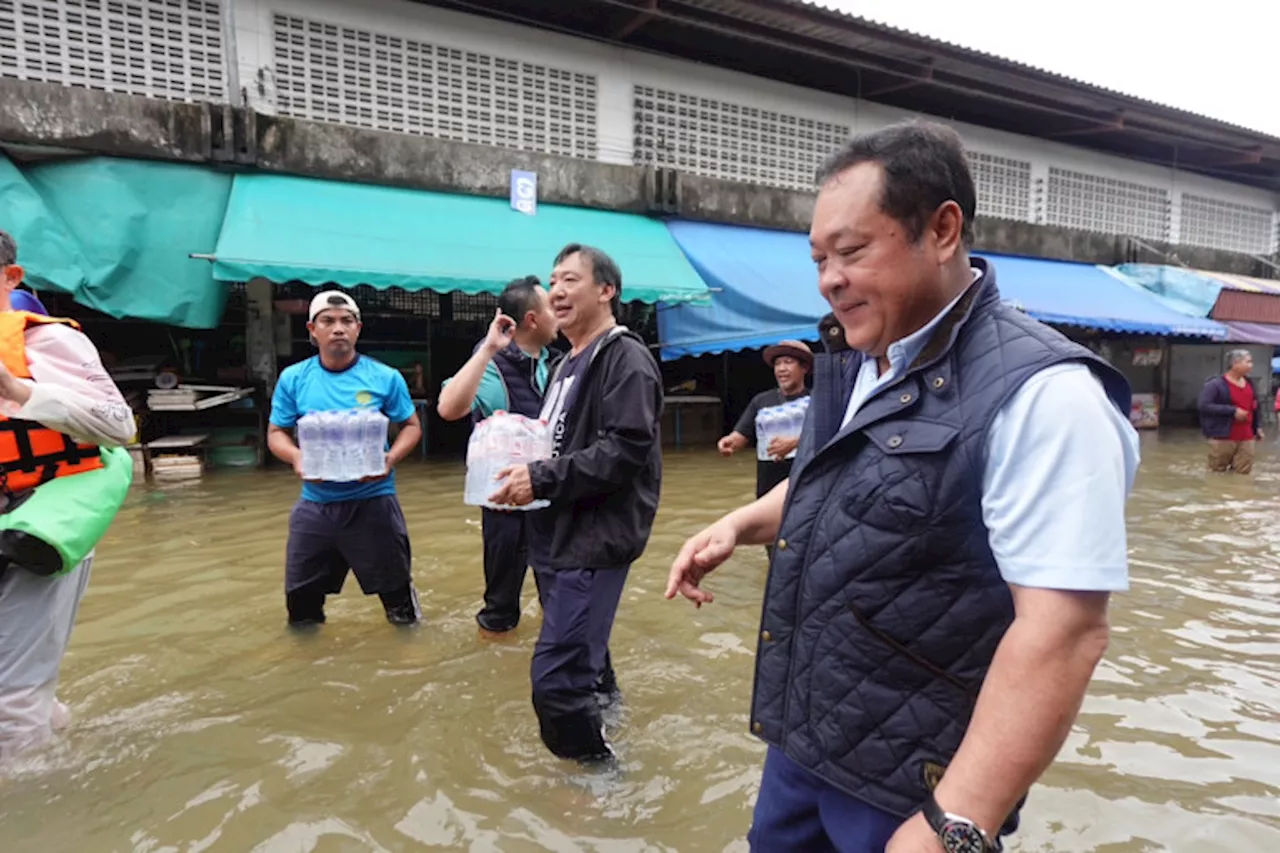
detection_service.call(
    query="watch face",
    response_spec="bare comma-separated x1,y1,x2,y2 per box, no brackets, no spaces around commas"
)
940,820,987,853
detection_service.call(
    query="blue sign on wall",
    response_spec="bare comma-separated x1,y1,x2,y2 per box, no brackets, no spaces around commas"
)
510,169,537,216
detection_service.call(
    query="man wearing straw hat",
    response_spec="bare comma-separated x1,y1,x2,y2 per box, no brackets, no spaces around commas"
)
717,339,813,500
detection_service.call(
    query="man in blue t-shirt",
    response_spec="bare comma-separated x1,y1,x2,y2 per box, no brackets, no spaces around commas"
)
437,276,559,633
267,291,423,628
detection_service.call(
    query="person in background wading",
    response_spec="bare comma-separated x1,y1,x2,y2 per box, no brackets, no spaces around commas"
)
489,244,663,765
437,276,561,633
1197,349,1263,475
267,291,424,628
718,340,814,499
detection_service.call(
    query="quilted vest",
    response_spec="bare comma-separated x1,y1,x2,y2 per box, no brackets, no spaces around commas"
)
470,341,555,424
748,261,1131,826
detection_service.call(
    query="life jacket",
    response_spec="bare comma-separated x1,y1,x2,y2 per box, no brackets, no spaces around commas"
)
0,311,105,495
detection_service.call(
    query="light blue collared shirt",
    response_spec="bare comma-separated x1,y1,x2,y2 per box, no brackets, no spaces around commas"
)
840,272,1140,592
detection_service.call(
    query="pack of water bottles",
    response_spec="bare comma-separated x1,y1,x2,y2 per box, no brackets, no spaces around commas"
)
296,409,390,481
756,397,811,461
464,411,552,510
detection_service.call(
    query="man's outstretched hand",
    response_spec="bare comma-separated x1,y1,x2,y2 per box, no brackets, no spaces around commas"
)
666,519,739,608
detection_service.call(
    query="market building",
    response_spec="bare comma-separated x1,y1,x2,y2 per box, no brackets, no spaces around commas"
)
2,0,1278,465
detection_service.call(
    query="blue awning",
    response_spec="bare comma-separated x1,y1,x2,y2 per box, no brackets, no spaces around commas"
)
991,255,1227,339
657,220,1228,360
657,220,830,360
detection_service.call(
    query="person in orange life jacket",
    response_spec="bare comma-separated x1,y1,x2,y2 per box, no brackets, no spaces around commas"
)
667,123,1138,852
1197,349,1263,475
718,340,814,499
490,245,663,765
267,291,424,628
0,229,135,761
437,276,560,634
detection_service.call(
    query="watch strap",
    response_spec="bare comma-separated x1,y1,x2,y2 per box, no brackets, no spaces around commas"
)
921,793,1000,852
921,792,948,834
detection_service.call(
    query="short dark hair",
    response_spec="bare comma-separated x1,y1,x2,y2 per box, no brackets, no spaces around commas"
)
0,230,16,266
816,120,976,246
498,275,543,325
554,243,622,314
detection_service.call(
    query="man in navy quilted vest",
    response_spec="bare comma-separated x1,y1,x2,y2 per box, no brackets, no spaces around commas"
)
667,120,1140,853
438,276,560,633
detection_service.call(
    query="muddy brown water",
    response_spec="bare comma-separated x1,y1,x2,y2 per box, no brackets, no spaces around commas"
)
2,432,1279,852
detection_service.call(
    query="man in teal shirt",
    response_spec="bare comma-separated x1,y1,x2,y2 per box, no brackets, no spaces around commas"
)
438,276,559,632
268,291,423,628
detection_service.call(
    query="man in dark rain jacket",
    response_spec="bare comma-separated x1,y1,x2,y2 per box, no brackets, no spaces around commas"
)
490,243,663,764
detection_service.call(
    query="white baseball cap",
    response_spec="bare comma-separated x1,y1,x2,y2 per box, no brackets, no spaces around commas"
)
309,290,360,322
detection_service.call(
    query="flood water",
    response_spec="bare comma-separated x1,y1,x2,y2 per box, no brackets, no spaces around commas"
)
3,432,1280,852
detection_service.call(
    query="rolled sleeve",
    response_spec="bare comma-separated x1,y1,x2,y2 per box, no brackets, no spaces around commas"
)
384,370,415,423
981,363,1140,592
269,373,298,429
473,363,507,418
733,393,763,442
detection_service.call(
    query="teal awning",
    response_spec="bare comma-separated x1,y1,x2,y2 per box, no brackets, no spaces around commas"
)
212,174,710,305
0,154,232,329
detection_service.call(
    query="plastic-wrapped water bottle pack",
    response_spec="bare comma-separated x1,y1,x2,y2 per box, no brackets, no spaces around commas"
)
464,411,552,510
297,409,390,481
756,397,811,461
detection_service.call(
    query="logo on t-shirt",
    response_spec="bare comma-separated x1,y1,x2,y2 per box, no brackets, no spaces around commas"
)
355,390,373,406
535,333,605,460
539,376,577,459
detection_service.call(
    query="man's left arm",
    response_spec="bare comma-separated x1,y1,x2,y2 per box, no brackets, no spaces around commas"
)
889,363,1139,850
528,346,661,504
384,370,422,469
1,323,135,447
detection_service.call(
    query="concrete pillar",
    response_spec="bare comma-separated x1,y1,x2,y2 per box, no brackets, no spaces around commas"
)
1029,160,1050,225
245,277,277,394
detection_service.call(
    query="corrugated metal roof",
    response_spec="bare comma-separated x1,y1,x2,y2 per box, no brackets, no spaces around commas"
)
775,0,1279,139
1192,269,1280,295
671,0,1280,150
1211,289,1280,324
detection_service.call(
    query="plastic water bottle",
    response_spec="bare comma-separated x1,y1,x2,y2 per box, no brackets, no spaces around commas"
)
310,412,327,480
334,411,351,481
533,417,552,460
464,423,486,506
756,406,778,461
779,399,808,459
321,412,343,481
465,414,498,506
297,414,321,478
336,411,357,481
361,409,389,477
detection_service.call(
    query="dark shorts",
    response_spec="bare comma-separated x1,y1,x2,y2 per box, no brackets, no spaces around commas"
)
756,459,794,499
285,495,412,596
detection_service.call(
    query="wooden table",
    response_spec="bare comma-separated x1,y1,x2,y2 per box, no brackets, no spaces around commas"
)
140,433,210,479
663,395,723,449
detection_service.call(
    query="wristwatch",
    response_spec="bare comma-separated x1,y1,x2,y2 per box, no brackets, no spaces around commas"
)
922,793,999,853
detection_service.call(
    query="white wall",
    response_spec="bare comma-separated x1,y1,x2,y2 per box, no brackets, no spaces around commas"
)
7,0,1270,238
220,0,1277,251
